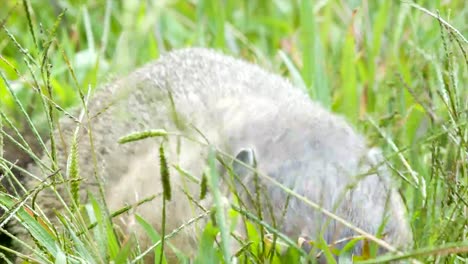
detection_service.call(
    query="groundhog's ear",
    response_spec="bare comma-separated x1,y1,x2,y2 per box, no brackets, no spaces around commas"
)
233,148,256,177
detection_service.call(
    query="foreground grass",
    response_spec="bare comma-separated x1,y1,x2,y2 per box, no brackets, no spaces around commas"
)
0,0,467,263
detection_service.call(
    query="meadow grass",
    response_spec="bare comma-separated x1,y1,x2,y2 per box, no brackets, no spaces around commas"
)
0,0,467,263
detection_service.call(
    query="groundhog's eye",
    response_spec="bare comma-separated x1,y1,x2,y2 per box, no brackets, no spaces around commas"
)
232,148,256,177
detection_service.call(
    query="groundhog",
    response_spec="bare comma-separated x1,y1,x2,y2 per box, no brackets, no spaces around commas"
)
11,48,412,262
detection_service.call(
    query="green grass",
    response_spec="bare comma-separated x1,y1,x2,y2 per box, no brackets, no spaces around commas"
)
0,0,467,263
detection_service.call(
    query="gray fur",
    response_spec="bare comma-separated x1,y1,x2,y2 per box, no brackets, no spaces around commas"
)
19,48,412,261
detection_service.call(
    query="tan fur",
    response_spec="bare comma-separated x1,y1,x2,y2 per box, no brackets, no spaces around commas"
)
18,48,412,262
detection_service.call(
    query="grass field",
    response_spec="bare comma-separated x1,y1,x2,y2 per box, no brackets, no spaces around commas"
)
0,0,467,263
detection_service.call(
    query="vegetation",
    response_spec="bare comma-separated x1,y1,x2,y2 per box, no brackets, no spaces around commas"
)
0,0,466,263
